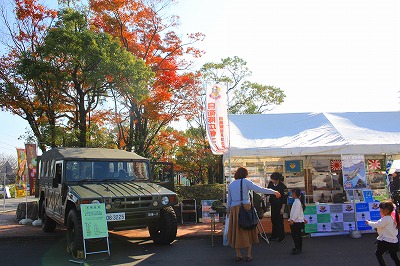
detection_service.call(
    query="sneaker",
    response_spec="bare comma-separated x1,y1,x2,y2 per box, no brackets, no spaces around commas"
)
291,249,302,255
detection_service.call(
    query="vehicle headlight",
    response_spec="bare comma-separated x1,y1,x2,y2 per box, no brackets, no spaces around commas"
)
105,203,112,210
153,201,159,207
91,200,101,204
161,196,169,205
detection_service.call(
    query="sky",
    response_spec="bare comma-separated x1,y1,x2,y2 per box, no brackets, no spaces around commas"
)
1,0,400,157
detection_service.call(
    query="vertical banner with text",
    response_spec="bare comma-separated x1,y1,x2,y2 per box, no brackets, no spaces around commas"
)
25,144,37,196
205,84,229,155
16,148,26,197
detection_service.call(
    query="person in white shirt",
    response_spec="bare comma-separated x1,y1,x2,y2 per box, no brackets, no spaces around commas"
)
227,167,281,262
288,188,306,255
366,200,400,266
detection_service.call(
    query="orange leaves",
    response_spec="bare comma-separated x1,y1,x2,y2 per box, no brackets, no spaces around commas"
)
88,0,205,155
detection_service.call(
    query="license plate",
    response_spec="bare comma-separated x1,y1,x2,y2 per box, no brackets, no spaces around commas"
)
147,211,159,217
106,212,125,222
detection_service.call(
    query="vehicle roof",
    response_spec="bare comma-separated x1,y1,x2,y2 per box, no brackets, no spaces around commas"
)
40,148,147,161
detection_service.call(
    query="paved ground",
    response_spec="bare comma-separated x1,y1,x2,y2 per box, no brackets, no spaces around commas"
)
3,197,399,266
0,196,293,240
0,196,228,240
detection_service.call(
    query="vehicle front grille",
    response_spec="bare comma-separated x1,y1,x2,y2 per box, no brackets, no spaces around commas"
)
112,196,153,209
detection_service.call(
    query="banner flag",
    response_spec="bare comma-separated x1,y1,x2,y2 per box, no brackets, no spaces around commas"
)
367,159,385,171
205,84,229,155
285,160,303,173
16,148,27,197
330,160,342,171
25,144,37,196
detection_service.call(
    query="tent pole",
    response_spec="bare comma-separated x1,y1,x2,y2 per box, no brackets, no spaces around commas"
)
305,156,309,204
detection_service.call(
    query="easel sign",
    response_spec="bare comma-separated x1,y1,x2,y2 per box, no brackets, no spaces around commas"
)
81,203,109,239
71,203,110,264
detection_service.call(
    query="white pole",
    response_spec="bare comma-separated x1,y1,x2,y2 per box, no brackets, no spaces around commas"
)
227,82,232,202
25,157,28,220
3,171,5,213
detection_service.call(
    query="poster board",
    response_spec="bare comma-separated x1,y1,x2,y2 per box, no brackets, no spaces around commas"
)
304,202,380,234
81,204,109,239
341,155,367,189
201,200,219,223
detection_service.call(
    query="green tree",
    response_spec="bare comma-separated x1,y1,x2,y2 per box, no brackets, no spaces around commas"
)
89,0,204,158
201,56,286,114
0,0,58,152
180,56,286,184
1,5,154,151
175,127,221,185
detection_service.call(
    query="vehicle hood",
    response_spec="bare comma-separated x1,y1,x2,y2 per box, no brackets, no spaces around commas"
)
69,182,175,198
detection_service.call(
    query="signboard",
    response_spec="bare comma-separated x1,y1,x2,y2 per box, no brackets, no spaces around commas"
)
201,200,219,223
81,204,109,239
341,154,366,189
304,202,380,233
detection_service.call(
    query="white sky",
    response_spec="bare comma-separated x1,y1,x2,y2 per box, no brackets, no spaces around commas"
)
1,0,400,156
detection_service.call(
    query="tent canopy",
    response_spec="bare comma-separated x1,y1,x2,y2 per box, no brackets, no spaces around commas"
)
225,112,400,159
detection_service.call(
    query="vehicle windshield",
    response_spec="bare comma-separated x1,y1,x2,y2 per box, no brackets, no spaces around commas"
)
65,161,149,182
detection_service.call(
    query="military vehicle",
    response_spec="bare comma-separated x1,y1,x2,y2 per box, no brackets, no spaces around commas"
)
37,148,178,257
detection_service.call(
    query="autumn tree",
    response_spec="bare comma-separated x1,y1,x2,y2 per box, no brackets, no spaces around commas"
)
89,0,204,158
0,2,154,151
0,0,57,152
175,126,221,185
35,8,154,147
149,126,187,162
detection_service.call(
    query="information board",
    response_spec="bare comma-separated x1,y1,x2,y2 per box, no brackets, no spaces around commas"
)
81,204,109,239
201,200,219,223
304,202,380,233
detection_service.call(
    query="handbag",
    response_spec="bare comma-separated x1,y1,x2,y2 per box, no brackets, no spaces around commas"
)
238,179,259,230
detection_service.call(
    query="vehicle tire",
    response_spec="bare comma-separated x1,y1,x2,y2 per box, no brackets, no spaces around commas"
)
148,206,177,244
66,209,84,258
41,203,56,232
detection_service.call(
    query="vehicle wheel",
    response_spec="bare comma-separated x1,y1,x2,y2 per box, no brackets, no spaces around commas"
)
66,209,84,258
148,206,177,244
41,203,56,232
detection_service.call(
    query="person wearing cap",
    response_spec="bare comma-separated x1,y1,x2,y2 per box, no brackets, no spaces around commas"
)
390,170,400,206
267,172,288,242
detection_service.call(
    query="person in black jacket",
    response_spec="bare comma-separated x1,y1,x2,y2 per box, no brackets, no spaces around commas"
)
390,170,400,207
267,172,288,242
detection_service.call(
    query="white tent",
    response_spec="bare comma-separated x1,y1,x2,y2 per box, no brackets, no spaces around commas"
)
225,112,400,160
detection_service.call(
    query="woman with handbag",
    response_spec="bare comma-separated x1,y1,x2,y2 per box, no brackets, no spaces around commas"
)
227,167,281,262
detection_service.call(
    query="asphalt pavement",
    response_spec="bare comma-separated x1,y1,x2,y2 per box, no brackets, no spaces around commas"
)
0,195,37,213
0,196,397,266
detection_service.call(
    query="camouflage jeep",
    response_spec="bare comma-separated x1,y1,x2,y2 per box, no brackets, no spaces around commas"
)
37,148,178,257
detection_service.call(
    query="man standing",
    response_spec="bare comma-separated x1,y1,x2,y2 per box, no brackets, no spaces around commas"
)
390,170,400,207
267,172,288,242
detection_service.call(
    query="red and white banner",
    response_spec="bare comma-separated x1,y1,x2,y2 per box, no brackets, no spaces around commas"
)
205,84,229,155
25,144,37,196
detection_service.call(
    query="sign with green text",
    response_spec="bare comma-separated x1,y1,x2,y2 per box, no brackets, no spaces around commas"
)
81,204,109,239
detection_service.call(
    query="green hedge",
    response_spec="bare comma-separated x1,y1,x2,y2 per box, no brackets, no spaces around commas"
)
175,184,226,204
